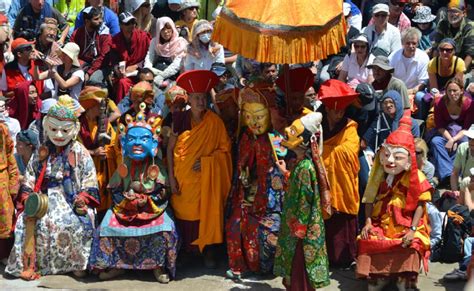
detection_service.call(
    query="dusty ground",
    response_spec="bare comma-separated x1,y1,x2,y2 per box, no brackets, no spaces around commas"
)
0,257,468,290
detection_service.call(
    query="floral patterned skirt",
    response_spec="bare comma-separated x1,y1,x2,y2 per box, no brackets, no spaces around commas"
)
89,229,178,277
6,187,94,277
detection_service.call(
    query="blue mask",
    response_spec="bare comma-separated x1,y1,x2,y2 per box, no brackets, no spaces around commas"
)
121,127,158,161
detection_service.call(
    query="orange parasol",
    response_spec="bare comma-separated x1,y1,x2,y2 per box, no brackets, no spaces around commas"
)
212,0,347,64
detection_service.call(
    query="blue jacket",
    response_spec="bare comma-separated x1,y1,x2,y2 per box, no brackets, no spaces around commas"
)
8,0,53,28
363,90,420,152
74,6,120,36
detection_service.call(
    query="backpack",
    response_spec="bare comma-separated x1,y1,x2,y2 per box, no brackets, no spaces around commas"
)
431,204,472,263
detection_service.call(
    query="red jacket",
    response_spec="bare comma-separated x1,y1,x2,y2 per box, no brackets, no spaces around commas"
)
71,27,112,76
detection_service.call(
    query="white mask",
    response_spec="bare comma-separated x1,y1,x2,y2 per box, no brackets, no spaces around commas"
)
43,116,79,147
199,33,211,44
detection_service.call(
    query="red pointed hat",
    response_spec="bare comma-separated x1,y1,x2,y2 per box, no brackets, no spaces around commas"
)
275,67,314,94
318,79,359,110
385,110,422,211
177,70,219,94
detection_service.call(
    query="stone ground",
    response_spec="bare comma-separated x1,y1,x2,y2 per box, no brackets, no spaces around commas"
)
0,256,469,290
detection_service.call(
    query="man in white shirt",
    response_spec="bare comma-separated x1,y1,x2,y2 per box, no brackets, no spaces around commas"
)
388,27,429,94
362,3,402,57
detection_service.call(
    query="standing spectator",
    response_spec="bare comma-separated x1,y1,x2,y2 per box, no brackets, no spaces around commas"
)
319,80,360,268
4,38,43,129
338,33,375,86
183,19,224,71
368,55,411,109
110,12,151,103
430,78,474,187
151,0,181,22
433,0,474,71
13,0,69,45
411,5,437,54
70,6,112,85
144,17,187,87
363,3,402,57
74,0,120,36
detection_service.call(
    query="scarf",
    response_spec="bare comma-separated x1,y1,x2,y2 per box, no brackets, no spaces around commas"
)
155,17,188,59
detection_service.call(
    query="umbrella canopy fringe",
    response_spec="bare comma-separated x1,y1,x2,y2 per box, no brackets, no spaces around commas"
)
212,13,347,64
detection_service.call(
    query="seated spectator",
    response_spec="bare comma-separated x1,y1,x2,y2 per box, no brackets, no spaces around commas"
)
118,81,159,125
234,56,261,87
0,96,21,145
433,0,474,71
75,0,120,36
411,6,437,54
13,0,69,44
14,129,38,179
70,6,112,86
450,125,474,191
126,0,154,33
362,90,420,157
430,78,474,187
183,19,224,71
34,18,61,63
338,33,375,86
4,38,43,129
35,43,84,100
145,17,187,87
362,3,402,57
7,0,53,29
368,55,410,109
175,0,200,41
27,97,56,144
345,0,363,31
367,0,411,33
389,28,429,96
428,38,465,92
110,12,151,103
54,0,84,31
151,0,181,22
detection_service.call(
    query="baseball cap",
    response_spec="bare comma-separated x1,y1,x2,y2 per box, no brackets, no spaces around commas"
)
372,3,389,14
119,12,136,24
11,38,35,52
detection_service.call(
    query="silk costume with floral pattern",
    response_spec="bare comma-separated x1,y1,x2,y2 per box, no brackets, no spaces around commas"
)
6,141,99,276
226,129,285,274
274,157,330,289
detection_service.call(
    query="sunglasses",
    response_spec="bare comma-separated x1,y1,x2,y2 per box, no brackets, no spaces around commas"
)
20,46,33,53
439,47,454,53
374,13,389,18
305,93,316,97
415,151,424,156
354,44,367,49
390,1,406,7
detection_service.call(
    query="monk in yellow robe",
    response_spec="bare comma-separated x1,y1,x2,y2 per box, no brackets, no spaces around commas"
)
318,80,360,268
357,112,432,290
167,70,232,268
78,87,122,215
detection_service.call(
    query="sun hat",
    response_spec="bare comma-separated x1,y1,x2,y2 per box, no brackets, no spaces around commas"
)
464,124,474,139
178,0,200,12
350,33,369,44
372,3,389,15
59,42,81,67
412,6,436,24
367,55,394,72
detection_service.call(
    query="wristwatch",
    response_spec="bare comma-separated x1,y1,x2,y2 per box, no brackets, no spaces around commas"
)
410,226,417,231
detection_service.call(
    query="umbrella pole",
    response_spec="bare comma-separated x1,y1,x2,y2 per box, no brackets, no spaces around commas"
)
283,64,290,117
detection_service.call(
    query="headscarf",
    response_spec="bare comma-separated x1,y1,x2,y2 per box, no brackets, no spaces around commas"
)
381,90,404,131
155,17,188,59
187,19,222,59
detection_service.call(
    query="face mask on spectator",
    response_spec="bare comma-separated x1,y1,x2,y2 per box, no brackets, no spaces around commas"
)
199,33,211,44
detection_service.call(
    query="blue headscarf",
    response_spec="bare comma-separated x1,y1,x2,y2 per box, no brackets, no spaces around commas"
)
381,90,403,131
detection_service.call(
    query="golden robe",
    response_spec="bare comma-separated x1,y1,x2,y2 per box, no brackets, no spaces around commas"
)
171,110,232,251
0,123,19,239
79,121,122,213
322,119,360,215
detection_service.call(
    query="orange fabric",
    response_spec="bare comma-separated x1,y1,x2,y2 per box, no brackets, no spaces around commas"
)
81,120,122,212
322,119,360,215
213,1,347,64
171,110,232,251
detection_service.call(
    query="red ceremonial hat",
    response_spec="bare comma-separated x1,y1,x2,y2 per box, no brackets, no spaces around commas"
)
275,67,314,94
318,79,359,110
385,110,422,211
176,70,219,94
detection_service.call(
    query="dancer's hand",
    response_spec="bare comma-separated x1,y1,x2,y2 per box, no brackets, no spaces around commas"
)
361,223,373,240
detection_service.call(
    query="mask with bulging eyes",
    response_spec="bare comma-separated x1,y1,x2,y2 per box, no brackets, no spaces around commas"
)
121,126,158,161
281,119,305,150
